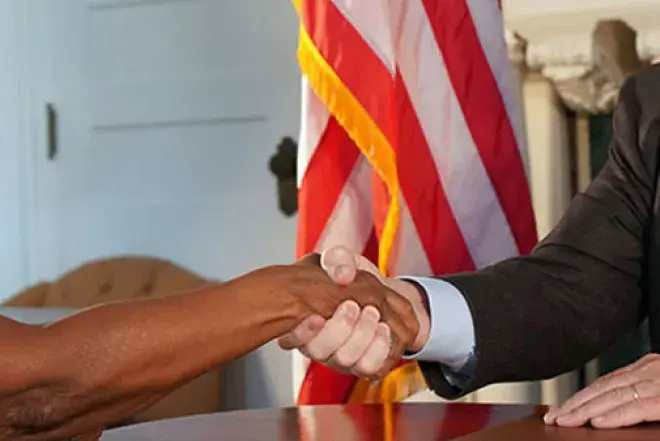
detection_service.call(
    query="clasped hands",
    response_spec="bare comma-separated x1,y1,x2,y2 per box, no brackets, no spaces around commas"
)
283,246,430,379
286,246,660,430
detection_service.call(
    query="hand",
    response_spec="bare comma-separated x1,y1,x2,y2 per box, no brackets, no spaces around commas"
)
278,246,430,378
76,428,104,440
544,353,660,428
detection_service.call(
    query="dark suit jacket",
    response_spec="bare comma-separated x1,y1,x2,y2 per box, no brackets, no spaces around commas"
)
420,63,660,399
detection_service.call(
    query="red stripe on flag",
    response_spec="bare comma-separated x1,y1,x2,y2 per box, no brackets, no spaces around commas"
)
298,363,357,404
421,0,537,254
297,117,360,258
394,72,476,274
362,229,380,267
300,0,395,144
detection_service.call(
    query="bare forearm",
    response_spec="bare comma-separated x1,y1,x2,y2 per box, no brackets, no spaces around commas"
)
49,267,299,389
0,257,407,439
0,266,302,437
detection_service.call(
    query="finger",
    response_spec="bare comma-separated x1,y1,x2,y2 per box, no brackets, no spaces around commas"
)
554,381,658,427
78,428,104,441
330,306,381,368
321,246,359,285
591,395,660,429
352,323,391,377
546,355,656,424
353,254,382,279
379,294,418,361
278,315,326,350
544,364,646,424
303,301,360,361
378,316,409,376
296,252,321,268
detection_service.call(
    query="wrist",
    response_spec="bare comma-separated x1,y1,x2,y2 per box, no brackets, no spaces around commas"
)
248,265,309,329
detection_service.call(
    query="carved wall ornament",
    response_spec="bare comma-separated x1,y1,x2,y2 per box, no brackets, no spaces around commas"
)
511,20,646,114
638,29,660,64
505,30,527,67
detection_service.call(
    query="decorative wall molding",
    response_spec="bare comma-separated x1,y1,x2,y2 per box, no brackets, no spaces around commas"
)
638,30,660,64
504,30,527,67
503,0,660,113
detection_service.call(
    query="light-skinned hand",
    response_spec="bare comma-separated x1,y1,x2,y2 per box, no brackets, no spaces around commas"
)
544,353,660,428
279,246,430,379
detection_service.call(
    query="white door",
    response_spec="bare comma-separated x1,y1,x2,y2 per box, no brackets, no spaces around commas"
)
27,0,301,408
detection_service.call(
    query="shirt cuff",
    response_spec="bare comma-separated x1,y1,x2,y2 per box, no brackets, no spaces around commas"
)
398,277,475,373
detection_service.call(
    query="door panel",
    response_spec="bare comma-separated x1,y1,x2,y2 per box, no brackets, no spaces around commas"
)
36,0,300,279
31,0,300,408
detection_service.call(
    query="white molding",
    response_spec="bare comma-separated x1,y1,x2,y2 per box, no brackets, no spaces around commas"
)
503,0,660,112
12,0,42,286
0,0,33,296
504,0,660,47
525,35,592,78
638,29,660,63
504,30,526,66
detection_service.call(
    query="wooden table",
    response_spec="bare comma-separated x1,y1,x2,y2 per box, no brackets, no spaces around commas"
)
100,402,660,441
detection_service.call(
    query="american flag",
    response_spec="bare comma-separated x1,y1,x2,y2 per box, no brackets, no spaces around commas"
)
294,0,537,404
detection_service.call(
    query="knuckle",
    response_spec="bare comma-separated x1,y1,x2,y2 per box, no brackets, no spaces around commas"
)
638,397,659,417
355,360,379,377
611,387,631,403
643,396,660,409
332,350,357,368
644,353,660,362
589,379,609,393
306,345,330,362
298,252,321,267
389,293,415,320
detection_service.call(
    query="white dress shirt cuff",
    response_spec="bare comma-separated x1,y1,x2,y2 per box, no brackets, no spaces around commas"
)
399,277,475,373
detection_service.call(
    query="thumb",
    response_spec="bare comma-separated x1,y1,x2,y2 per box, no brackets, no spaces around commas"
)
354,252,382,281
320,245,359,285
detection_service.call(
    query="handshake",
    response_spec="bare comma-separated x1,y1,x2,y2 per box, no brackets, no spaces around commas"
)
274,246,431,379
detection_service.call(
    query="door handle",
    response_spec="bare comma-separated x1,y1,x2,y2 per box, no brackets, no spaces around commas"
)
46,103,57,160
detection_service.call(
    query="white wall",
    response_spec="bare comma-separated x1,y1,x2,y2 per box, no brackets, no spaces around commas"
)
1,0,300,412
0,1,28,299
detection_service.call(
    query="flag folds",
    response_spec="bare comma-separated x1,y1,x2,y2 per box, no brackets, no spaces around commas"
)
294,0,537,405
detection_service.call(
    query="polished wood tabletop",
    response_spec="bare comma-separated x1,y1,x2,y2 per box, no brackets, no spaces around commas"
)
99,402,660,441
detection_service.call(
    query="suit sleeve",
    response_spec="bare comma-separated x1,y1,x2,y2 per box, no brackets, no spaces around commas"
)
420,74,659,399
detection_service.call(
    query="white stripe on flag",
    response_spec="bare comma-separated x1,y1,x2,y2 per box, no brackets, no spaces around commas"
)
315,155,374,254
389,195,433,277
298,77,330,188
395,0,518,269
466,0,528,177
330,0,396,74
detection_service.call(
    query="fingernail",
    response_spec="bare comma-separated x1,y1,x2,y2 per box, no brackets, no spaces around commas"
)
376,323,390,340
306,315,323,331
363,306,380,321
555,415,576,427
342,301,359,319
544,406,556,420
334,264,351,280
